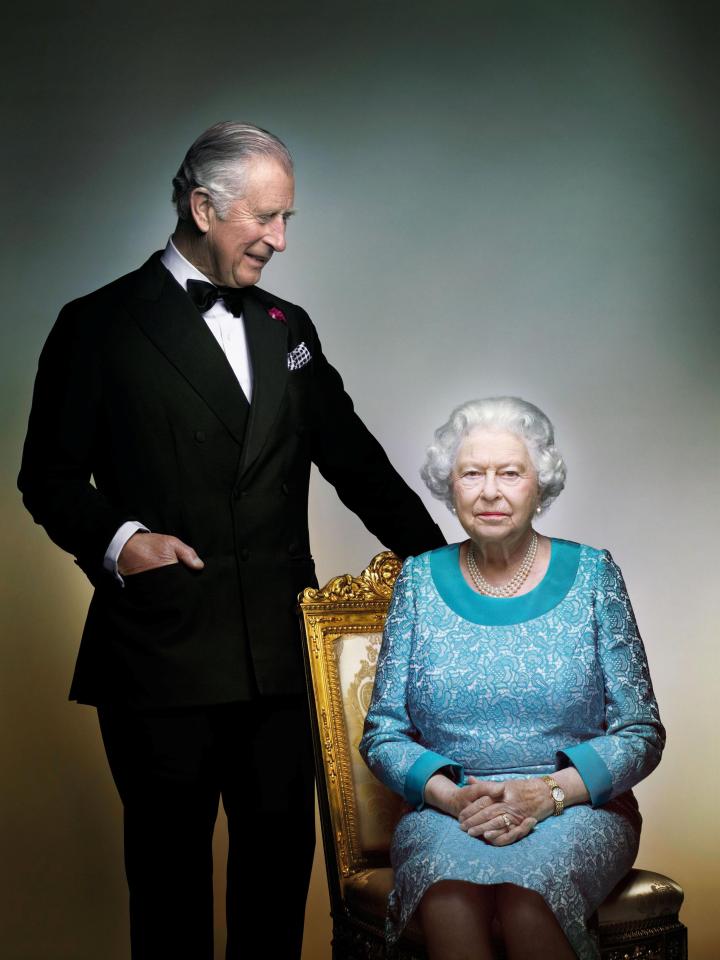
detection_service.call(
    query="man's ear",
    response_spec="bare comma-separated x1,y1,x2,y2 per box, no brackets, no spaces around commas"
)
188,188,214,234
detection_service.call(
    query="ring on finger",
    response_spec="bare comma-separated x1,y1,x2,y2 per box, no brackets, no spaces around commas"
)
501,813,512,829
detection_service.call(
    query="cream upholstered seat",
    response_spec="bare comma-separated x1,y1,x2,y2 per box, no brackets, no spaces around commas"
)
299,552,687,960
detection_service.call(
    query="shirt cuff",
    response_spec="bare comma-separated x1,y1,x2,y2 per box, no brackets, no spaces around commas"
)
558,742,613,807
103,521,150,585
404,750,465,810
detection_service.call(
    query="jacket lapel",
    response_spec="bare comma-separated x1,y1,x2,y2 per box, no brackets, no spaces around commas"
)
124,254,250,446
240,290,288,475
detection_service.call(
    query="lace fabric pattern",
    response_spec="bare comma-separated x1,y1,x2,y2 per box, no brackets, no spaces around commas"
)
359,542,665,959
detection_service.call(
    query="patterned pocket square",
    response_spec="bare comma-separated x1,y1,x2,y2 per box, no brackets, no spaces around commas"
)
287,342,312,371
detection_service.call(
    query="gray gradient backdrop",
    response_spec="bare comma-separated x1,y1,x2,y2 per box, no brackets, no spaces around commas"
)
2,2,718,957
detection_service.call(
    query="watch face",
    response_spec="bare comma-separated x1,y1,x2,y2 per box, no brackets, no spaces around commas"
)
552,786,565,801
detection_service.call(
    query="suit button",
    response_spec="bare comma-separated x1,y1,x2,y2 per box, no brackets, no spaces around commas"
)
288,542,299,555
240,548,250,561
281,482,289,495
194,431,206,443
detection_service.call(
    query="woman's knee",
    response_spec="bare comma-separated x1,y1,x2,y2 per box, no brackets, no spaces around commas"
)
495,883,553,927
420,880,495,924
419,882,496,959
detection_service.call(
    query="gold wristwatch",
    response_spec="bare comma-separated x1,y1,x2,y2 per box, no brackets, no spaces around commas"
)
540,775,565,816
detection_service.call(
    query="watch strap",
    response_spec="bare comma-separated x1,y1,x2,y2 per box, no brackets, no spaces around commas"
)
540,774,565,815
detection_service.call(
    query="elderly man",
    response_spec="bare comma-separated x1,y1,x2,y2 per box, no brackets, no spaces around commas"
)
19,122,444,959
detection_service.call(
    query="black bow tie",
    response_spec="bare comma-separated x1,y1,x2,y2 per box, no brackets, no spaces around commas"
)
186,279,245,317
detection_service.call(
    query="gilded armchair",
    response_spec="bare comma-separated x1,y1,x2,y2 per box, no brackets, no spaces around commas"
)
299,551,687,960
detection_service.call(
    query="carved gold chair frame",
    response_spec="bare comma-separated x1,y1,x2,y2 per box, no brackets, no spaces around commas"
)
299,552,687,960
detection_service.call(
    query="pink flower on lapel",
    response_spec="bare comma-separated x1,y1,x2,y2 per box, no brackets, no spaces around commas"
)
268,306,287,325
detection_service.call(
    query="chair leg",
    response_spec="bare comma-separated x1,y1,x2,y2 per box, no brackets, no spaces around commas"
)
331,915,428,960
331,915,385,960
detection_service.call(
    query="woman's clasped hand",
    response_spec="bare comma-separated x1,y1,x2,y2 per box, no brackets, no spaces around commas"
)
459,777,543,844
427,774,550,845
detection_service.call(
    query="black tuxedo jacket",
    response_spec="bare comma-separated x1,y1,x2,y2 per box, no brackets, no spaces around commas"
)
19,253,445,708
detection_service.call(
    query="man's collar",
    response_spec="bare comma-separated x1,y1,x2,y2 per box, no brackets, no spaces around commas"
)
160,237,212,290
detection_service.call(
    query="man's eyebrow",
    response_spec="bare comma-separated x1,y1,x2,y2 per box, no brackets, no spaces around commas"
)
258,207,296,218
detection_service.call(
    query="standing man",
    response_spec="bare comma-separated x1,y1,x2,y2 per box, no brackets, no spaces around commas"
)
19,122,445,960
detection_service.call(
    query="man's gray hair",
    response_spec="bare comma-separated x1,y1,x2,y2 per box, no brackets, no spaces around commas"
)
172,121,294,221
421,396,567,514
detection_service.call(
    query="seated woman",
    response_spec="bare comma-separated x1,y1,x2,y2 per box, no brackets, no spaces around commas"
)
359,396,664,960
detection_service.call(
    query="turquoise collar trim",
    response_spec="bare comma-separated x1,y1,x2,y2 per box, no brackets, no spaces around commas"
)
430,539,581,625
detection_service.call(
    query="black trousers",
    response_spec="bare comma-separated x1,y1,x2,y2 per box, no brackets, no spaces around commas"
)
98,696,316,960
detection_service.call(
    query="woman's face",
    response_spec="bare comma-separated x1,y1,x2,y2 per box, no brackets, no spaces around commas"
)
452,428,539,547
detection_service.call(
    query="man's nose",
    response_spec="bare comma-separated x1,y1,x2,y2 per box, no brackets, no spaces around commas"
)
266,217,287,252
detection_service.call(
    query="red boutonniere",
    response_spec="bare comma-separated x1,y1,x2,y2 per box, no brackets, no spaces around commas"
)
268,306,287,325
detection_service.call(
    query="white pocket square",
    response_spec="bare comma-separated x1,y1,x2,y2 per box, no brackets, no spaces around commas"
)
287,342,312,371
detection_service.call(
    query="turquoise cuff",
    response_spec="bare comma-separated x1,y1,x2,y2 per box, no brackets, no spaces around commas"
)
558,743,613,806
404,751,464,810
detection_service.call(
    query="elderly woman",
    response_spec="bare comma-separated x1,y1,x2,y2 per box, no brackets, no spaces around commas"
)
359,397,664,960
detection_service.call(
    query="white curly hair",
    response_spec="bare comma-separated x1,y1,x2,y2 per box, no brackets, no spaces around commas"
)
421,396,566,514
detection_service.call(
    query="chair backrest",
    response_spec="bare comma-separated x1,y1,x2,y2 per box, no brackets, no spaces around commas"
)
299,552,405,887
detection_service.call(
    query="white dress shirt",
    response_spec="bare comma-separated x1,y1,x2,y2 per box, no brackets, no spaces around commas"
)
160,238,253,400
103,238,254,581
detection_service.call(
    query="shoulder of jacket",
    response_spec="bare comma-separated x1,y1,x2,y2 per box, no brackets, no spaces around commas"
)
54,255,161,326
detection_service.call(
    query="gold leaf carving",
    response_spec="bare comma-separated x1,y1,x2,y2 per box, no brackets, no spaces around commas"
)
301,551,402,603
320,707,337,782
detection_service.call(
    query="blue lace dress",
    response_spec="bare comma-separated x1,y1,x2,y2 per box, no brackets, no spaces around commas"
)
359,540,664,959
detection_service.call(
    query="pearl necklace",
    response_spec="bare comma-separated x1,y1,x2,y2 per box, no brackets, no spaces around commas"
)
467,531,538,598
